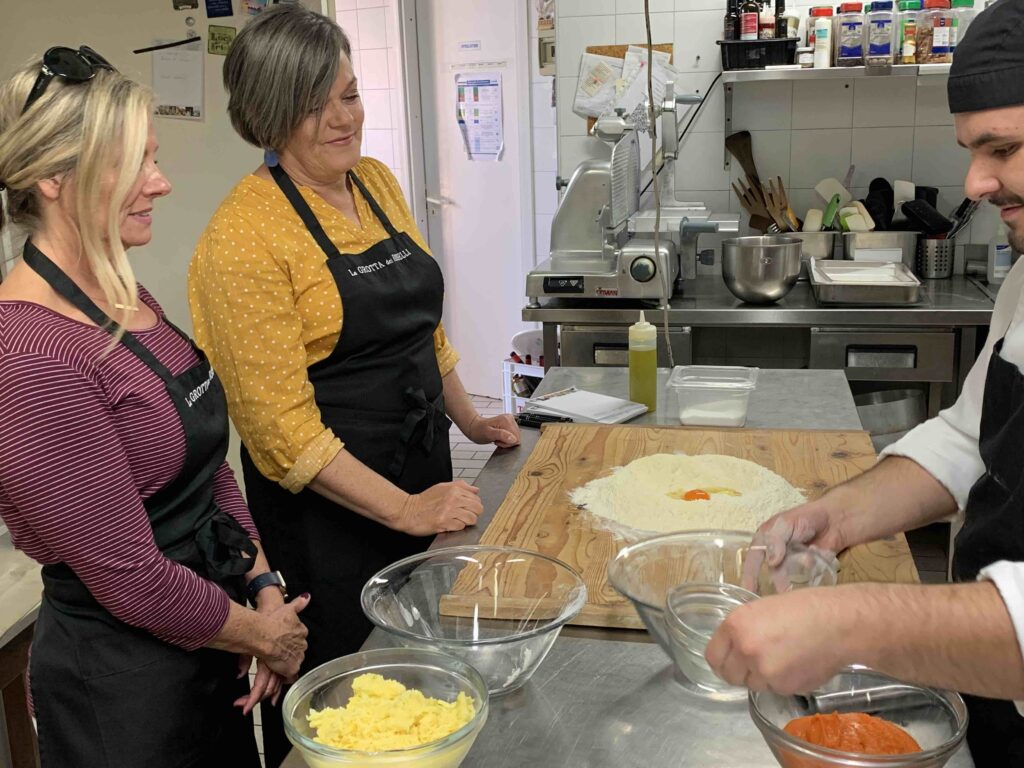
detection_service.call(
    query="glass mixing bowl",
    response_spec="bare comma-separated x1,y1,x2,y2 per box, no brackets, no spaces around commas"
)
361,545,587,695
750,665,968,768
283,647,488,768
607,530,839,698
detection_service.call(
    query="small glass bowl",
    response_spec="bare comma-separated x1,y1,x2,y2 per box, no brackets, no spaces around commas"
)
665,582,758,701
608,530,839,657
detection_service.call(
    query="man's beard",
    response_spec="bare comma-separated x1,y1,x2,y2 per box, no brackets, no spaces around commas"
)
990,195,1024,253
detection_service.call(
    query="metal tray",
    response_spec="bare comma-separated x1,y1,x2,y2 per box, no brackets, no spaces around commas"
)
809,259,922,306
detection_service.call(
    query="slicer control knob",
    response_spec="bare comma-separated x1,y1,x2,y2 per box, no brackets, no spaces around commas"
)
629,256,657,283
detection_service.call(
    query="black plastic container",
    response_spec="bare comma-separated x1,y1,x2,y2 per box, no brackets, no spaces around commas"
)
718,38,799,70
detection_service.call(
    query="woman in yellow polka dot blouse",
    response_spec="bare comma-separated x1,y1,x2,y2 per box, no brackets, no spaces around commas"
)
188,9,519,765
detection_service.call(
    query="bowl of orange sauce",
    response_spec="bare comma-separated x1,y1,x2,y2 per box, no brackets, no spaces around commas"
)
749,666,968,768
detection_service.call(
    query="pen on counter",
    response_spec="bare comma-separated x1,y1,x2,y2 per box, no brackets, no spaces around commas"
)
529,386,577,403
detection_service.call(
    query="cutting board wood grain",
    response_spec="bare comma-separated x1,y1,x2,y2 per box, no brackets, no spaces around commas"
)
476,423,919,630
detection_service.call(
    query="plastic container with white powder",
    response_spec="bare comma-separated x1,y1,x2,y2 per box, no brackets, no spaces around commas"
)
666,365,759,427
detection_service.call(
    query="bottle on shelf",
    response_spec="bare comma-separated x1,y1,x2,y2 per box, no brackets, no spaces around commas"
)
866,0,896,65
759,0,777,39
917,0,954,64
740,0,761,40
837,2,866,67
988,223,1013,286
724,0,740,40
628,311,657,414
897,0,923,63
812,8,834,67
950,0,976,53
775,0,788,38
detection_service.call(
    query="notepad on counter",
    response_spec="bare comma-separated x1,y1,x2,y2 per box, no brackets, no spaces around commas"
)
524,387,648,424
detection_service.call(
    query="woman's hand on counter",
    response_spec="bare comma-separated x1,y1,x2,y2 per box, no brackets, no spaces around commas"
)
466,413,521,448
398,480,482,535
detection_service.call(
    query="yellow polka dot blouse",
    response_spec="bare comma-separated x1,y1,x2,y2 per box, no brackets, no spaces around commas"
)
188,157,459,493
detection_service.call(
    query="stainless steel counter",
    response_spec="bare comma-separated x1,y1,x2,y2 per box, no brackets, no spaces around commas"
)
524,276,994,327
285,368,973,767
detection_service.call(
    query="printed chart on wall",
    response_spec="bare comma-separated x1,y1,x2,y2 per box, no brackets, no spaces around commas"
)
455,71,503,161
152,39,203,120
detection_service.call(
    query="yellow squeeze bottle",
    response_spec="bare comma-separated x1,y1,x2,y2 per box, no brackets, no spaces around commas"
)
628,310,657,414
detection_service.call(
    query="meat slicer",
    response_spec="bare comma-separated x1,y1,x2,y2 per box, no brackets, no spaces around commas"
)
526,82,739,308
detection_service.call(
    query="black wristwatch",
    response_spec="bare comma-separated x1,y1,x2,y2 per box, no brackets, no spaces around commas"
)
247,570,288,606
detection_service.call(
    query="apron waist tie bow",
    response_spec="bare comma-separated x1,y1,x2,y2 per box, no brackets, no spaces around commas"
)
388,388,451,479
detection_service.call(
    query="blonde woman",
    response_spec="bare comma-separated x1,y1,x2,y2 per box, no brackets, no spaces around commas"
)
0,49,310,766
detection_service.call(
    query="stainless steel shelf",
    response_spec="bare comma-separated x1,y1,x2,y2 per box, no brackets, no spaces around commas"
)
721,62,950,83
721,63,950,168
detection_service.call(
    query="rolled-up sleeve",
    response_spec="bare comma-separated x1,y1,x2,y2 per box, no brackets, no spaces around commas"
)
434,323,459,377
979,561,1024,716
189,217,342,492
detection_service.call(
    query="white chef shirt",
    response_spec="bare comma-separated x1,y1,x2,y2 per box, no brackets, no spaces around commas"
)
883,256,1024,709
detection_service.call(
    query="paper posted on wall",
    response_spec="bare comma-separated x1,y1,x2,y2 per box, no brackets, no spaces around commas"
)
455,72,504,161
572,45,675,123
152,39,203,121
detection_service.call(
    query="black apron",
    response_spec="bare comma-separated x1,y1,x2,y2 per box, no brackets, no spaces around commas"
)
953,337,1024,766
22,243,260,768
244,165,453,767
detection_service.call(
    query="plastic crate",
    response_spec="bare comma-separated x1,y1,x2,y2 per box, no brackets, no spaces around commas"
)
718,38,799,70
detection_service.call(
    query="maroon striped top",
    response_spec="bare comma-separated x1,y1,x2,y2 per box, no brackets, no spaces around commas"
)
0,287,259,650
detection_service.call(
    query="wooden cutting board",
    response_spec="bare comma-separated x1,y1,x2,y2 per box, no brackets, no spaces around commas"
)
475,423,919,630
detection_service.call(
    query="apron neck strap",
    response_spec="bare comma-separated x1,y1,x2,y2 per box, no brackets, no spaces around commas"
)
268,164,403,262
21,241,175,383
269,163,345,260
348,171,400,239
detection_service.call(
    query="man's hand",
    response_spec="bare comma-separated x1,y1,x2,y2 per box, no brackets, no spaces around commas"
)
705,586,854,694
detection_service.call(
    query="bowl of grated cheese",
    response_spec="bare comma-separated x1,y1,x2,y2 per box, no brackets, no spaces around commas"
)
283,647,489,767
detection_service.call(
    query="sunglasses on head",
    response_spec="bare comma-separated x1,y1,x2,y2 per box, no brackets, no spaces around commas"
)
21,46,116,115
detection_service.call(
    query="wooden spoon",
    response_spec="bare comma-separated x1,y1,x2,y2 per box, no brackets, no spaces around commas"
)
725,131,763,189
731,177,773,233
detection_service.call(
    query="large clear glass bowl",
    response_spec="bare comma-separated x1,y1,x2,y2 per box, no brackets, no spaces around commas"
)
750,665,968,768
283,647,489,768
361,545,587,695
607,530,839,699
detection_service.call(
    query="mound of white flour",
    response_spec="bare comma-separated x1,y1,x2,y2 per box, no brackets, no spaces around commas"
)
569,453,805,534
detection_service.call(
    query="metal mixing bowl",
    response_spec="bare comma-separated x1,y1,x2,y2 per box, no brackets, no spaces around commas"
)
722,235,803,303
750,665,968,768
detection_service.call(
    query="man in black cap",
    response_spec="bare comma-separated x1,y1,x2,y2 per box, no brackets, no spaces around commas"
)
705,1,1024,763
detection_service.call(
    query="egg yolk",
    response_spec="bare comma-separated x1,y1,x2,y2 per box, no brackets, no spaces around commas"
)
667,487,742,501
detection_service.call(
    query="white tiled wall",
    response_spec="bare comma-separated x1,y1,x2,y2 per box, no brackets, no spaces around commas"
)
337,0,411,202
531,11,558,262
555,2,1000,253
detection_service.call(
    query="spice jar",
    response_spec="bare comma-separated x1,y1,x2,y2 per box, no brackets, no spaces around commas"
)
866,0,896,65
950,0,976,53
917,0,954,64
807,5,834,49
837,2,867,67
812,8,835,67
897,0,923,64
